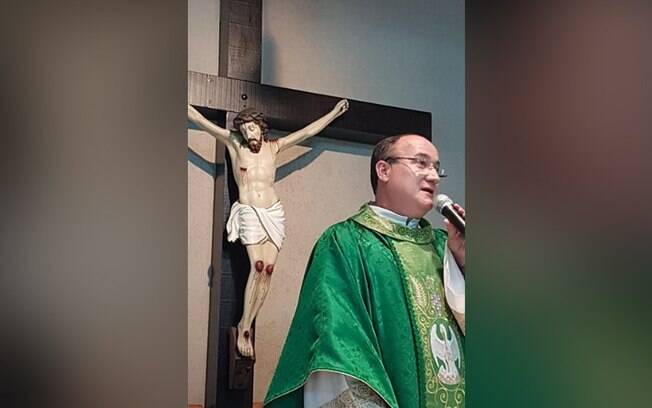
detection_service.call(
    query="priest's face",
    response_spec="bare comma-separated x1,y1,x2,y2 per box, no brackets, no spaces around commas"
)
240,121,263,153
380,135,441,218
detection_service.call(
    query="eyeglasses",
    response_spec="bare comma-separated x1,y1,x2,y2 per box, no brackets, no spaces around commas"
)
385,156,447,178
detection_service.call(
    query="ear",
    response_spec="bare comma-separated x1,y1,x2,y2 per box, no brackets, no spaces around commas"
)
376,160,391,183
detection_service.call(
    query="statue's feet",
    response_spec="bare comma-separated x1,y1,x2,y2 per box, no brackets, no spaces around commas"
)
236,324,254,358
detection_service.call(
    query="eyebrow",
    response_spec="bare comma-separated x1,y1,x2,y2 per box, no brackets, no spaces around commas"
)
414,153,440,164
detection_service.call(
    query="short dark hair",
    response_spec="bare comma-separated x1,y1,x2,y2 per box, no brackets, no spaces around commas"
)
370,134,407,194
232,108,269,139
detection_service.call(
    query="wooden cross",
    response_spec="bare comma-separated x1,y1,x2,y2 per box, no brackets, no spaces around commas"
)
188,1,431,407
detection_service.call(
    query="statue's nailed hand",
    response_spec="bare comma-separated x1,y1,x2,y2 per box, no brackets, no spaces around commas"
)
336,99,349,115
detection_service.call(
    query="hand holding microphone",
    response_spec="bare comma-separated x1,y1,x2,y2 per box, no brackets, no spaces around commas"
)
436,194,465,236
436,194,465,269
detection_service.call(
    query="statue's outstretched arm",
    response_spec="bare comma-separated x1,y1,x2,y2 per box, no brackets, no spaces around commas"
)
276,99,348,152
188,104,233,147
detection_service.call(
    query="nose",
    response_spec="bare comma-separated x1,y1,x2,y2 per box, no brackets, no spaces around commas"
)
423,167,440,181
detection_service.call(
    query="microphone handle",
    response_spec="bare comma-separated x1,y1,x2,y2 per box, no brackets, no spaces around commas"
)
441,205,465,235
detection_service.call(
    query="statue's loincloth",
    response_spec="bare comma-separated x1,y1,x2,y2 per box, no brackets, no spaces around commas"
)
226,201,286,251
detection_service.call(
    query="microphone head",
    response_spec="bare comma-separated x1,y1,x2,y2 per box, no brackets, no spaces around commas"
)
435,194,453,213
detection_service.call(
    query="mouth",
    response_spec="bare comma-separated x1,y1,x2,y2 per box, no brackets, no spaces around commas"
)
420,186,435,197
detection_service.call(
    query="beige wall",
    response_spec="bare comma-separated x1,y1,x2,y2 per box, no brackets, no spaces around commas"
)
261,0,466,212
187,130,216,405
188,0,465,404
188,0,219,404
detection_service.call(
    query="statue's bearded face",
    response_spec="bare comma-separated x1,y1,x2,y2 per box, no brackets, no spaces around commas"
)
240,122,263,153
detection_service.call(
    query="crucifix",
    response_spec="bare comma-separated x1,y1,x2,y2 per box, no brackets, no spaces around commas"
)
189,98,349,360
188,1,431,407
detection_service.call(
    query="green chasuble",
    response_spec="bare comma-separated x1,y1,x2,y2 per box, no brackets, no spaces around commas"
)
264,204,465,408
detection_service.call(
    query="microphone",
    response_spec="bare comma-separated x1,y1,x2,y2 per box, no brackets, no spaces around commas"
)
436,194,465,235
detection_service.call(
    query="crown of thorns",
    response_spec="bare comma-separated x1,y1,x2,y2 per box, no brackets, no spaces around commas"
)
232,108,269,137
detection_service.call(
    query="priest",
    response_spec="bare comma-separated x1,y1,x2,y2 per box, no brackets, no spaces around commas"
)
265,134,466,408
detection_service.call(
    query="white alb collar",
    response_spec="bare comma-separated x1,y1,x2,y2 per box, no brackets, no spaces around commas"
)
369,204,420,229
